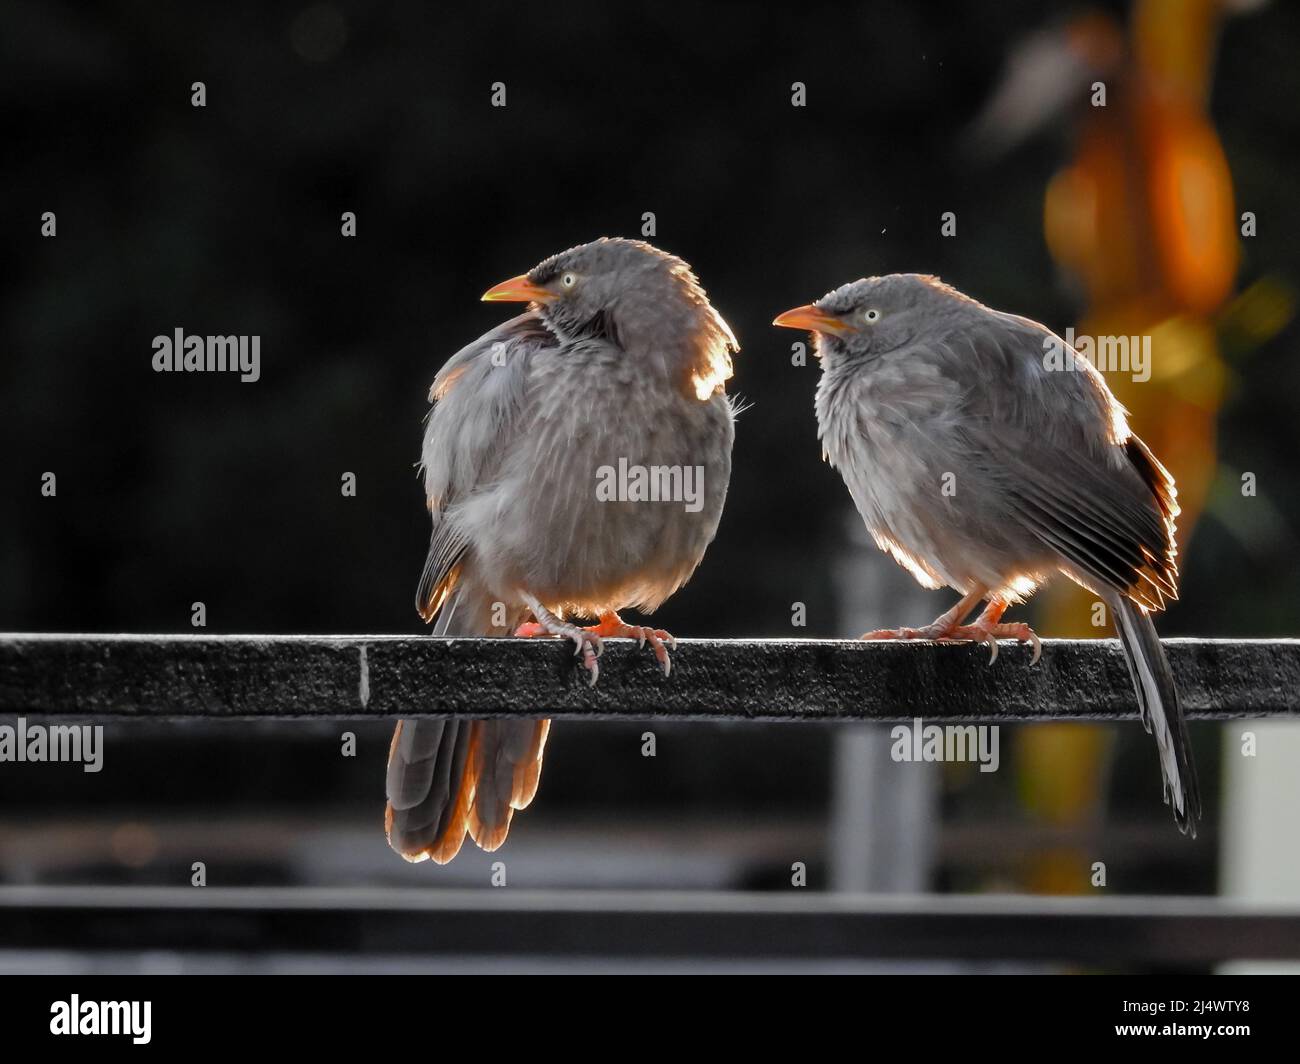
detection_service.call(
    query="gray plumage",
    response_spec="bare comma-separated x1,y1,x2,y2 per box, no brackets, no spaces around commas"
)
387,237,738,862
784,273,1199,833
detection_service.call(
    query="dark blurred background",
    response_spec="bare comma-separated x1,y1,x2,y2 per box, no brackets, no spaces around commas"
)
2,0,1298,965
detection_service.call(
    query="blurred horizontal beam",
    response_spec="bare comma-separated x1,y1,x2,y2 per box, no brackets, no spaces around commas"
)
0,886,1297,963
1,634,1297,722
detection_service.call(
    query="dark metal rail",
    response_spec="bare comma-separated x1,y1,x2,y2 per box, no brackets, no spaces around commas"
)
1,634,1297,722
2,637,1296,967
0,886,1295,963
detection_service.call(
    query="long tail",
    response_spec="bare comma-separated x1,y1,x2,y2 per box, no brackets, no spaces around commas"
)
1110,594,1201,836
385,590,551,863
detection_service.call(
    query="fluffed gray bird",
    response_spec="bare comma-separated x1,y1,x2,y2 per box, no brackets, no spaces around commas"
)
387,237,739,862
774,274,1200,834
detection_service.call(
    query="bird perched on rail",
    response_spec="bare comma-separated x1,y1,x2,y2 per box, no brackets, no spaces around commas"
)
773,274,1199,834
387,237,739,863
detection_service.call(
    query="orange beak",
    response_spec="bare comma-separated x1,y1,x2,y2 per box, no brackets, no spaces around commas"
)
481,274,556,304
772,303,850,335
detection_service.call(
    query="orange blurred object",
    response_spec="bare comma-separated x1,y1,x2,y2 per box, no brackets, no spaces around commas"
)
1002,1,1244,887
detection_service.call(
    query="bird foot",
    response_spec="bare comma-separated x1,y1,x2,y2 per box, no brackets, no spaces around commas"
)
861,624,953,642
861,620,1041,665
513,618,603,686
942,621,1042,665
583,612,676,677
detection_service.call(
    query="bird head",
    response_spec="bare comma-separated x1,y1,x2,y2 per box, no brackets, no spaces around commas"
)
483,237,737,399
773,273,966,360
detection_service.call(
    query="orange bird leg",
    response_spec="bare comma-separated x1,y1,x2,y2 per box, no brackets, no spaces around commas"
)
942,599,1042,665
861,586,986,642
584,610,676,677
861,588,1042,665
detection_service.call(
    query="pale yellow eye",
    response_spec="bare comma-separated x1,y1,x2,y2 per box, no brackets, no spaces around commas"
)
863,308,880,323
562,273,577,288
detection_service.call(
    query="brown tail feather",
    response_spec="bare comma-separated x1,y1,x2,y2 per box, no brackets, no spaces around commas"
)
386,716,553,864
511,719,551,809
461,719,551,852
426,724,482,863
385,588,551,863
464,719,549,852
384,719,476,863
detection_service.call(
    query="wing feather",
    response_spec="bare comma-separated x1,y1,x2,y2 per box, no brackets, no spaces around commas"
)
415,312,557,619
945,319,1179,607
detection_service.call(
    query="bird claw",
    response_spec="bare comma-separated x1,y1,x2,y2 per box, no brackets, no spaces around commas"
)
584,615,675,677
990,622,1040,665
644,629,674,676
861,620,1041,666
945,622,1041,666
861,625,947,641
515,617,602,685
566,631,601,685
512,607,675,684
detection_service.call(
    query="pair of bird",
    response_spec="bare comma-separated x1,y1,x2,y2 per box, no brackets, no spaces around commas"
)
386,236,1199,864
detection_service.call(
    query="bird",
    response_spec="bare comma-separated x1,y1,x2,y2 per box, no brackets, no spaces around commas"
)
773,273,1200,834
386,237,739,863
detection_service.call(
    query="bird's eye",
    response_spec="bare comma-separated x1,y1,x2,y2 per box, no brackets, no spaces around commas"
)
561,273,577,288
864,309,880,323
